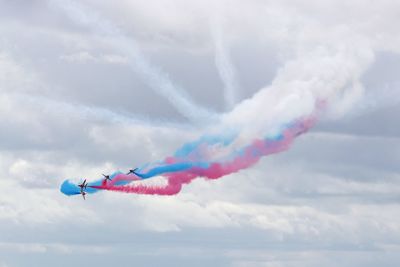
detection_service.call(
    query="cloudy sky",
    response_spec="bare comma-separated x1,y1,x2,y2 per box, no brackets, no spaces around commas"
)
1,0,400,266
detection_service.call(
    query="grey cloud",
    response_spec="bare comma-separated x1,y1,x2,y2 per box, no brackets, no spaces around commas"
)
0,0,399,267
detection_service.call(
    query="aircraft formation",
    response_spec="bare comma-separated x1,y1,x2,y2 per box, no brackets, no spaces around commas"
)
78,168,138,200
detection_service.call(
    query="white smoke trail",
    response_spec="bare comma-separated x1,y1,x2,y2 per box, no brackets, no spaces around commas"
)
49,0,216,123
211,16,240,110
222,21,376,141
9,92,193,131
209,0,400,143
49,0,400,137
0,51,195,136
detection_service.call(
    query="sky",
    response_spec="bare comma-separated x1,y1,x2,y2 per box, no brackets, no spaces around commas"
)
0,0,400,266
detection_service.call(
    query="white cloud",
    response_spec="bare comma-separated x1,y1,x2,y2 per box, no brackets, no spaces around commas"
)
0,1,399,266
0,52,37,93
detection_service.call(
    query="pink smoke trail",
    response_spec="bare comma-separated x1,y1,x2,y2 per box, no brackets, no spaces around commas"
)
91,115,316,195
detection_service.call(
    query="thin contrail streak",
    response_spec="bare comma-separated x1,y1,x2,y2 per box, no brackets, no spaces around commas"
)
212,17,240,110
50,0,216,123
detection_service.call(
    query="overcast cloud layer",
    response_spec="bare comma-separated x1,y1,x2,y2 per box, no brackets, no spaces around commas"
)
0,1,400,266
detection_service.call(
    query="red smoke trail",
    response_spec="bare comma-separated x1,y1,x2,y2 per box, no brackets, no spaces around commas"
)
92,115,316,195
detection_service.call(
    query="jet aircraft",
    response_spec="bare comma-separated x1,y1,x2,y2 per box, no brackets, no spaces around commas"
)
78,179,88,190
80,190,86,200
126,168,138,175
102,174,112,181
78,179,88,200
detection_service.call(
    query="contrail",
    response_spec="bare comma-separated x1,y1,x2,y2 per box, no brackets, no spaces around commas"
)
11,92,192,129
50,0,215,123
211,17,240,110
